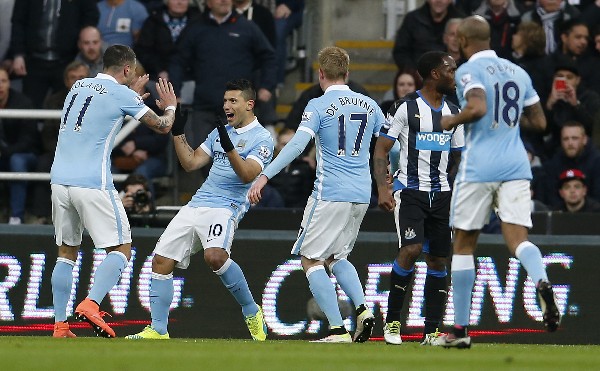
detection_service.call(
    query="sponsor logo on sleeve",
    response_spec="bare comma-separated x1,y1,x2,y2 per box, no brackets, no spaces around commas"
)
258,145,272,162
301,112,313,122
460,73,472,87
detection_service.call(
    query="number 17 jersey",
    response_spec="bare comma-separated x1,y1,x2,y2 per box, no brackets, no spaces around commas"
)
51,74,150,190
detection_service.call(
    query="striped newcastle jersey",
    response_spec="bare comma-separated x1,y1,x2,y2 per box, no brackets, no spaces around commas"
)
380,91,464,192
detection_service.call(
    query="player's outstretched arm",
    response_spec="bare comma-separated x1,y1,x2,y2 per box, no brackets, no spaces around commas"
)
521,101,547,132
139,78,177,134
441,88,487,130
373,136,396,212
171,108,211,171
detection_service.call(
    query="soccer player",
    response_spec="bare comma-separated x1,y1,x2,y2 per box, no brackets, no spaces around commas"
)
50,45,177,338
373,51,464,346
126,79,273,341
248,46,385,343
438,16,560,348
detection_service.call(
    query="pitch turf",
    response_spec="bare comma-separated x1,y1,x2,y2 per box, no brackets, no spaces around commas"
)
1,337,598,370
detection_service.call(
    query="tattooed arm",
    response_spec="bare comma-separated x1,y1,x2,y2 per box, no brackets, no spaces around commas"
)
172,133,211,172
441,88,487,130
139,78,177,134
521,101,547,132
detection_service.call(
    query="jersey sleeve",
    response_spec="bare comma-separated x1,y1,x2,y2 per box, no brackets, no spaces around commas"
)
372,104,386,137
297,101,320,137
380,101,407,140
120,88,150,120
246,132,274,170
451,124,465,150
456,64,485,99
200,128,219,158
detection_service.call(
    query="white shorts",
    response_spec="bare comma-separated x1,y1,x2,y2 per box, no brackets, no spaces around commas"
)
450,179,532,230
291,197,369,261
51,184,132,248
154,205,237,269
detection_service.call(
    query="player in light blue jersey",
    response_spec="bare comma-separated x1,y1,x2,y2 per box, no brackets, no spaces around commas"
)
438,16,560,348
249,46,385,343
126,79,273,341
50,45,178,338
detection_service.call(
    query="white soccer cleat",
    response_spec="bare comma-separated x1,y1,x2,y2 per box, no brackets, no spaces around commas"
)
383,321,402,345
310,327,352,343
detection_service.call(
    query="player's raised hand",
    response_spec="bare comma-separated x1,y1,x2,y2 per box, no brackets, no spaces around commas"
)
248,174,268,205
130,73,150,99
155,78,177,111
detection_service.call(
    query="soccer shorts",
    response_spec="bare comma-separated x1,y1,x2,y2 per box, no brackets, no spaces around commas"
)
51,184,132,248
153,205,236,269
394,189,451,257
291,197,369,261
450,179,532,230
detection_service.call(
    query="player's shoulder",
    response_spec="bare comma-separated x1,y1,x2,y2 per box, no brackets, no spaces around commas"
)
251,122,275,142
387,92,418,115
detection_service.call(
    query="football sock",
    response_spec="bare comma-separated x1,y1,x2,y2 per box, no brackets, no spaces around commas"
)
423,268,447,335
88,251,128,304
451,254,475,327
515,241,548,284
150,272,173,335
386,260,413,323
306,265,344,328
329,259,366,308
52,258,75,322
215,258,258,317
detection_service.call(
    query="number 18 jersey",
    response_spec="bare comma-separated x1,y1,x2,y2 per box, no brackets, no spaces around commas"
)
455,50,539,183
51,74,150,190
299,85,385,203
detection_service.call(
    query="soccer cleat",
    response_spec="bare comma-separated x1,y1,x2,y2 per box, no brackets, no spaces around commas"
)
245,306,267,341
437,333,472,349
74,298,116,338
125,326,170,340
420,329,442,346
537,280,561,332
353,304,375,343
310,327,352,343
53,321,76,338
383,321,402,345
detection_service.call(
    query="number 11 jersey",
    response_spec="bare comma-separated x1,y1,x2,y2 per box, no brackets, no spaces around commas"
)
51,74,150,190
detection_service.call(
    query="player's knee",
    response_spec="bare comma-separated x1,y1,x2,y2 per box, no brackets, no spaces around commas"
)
399,244,422,264
152,254,175,275
204,248,228,271
425,254,447,271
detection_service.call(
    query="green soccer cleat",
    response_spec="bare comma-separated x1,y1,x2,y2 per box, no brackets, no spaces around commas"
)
245,306,268,341
125,326,170,340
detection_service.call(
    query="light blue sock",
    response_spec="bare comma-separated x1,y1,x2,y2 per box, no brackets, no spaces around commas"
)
215,258,258,317
330,259,366,308
307,265,344,327
52,258,75,322
451,255,476,327
88,251,128,304
150,272,173,335
515,241,548,284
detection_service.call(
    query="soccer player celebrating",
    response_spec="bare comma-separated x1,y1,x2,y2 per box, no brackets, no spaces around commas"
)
126,79,273,341
50,45,177,338
439,16,560,348
248,46,385,343
373,51,464,346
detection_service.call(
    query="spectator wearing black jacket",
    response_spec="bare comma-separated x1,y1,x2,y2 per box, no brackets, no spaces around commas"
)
473,0,522,60
234,0,276,47
554,168,600,212
520,0,580,55
10,0,99,108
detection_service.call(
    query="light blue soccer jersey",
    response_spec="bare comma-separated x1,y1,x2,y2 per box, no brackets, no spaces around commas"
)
189,119,274,218
299,85,385,203
51,74,150,190
455,50,539,182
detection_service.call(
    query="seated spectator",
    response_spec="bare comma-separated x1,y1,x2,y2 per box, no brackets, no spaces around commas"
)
525,140,547,203
512,21,547,99
443,18,464,66
554,169,600,212
0,67,40,224
119,174,155,227
97,0,149,47
30,61,90,224
392,0,464,71
75,26,106,77
379,69,422,114
234,0,276,47
521,0,579,55
542,121,600,206
273,0,305,89
473,0,522,60
268,128,314,208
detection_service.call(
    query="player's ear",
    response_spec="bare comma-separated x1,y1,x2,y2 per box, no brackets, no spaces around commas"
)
247,99,255,111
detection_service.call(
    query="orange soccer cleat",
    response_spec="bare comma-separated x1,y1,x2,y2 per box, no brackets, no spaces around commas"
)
74,298,116,338
53,321,76,338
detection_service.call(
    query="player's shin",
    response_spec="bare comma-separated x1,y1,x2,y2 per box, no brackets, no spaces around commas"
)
88,251,128,304
52,258,75,322
150,272,174,335
386,261,414,323
450,255,475,330
215,258,258,317
423,268,447,336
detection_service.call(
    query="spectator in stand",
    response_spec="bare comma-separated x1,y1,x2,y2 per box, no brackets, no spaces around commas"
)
512,21,547,99
544,61,600,154
97,0,149,47
234,0,276,47
581,0,600,28
392,0,464,71
521,0,579,55
379,69,422,116
542,121,600,206
554,169,600,212
268,128,314,208
10,0,99,108
444,18,464,65
169,0,277,149
473,0,522,60
273,0,305,89
0,67,40,225
75,26,106,77
0,0,14,63
30,61,90,225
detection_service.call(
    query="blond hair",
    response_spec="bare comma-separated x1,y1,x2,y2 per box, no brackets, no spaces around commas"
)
318,46,349,81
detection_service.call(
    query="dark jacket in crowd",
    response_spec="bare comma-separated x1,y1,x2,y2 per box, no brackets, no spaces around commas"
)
169,12,277,111
0,89,40,156
269,157,315,208
554,196,600,212
9,0,99,61
474,0,522,60
237,1,276,48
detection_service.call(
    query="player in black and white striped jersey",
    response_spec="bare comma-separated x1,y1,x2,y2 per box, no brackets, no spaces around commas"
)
373,51,464,346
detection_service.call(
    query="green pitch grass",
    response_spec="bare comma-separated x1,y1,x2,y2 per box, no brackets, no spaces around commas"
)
1,337,598,371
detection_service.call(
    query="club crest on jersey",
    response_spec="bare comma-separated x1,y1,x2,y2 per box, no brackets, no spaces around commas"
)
301,111,313,122
236,139,247,150
257,145,271,161
135,95,144,105
460,73,472,87
404,227,416,240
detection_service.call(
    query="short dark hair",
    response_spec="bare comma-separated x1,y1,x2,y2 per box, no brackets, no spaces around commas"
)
560,19,588,36
417,51,451,81
225,79,256,102
123,174,149,192
103,44,136,70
